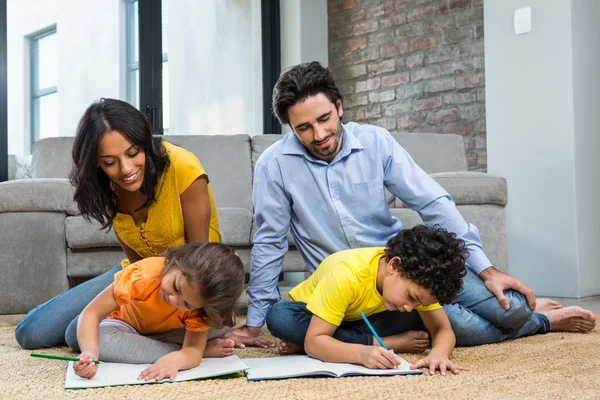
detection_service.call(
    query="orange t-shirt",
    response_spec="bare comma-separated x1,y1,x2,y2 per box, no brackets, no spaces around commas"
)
107,257,209,335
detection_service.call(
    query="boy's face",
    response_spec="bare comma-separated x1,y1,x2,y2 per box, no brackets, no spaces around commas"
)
288,92,344,163
382,257,439,312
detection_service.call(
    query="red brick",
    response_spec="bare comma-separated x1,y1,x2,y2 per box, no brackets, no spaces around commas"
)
473,0,483,5
349,9,366,23
407,5,438,22
410,35,438,51
353,21,379,35
397,113,425,128
329,0,354,13
379,13,408,29
344,36,368,52
450,0,472,10
411,65,442,82
456,71,485,89
368,60,396,75
413,96,442,111
380,42,409,57
373,118,397,131
355,77,381,93
477,152,487,166
382,72,410,87
442,121,474,134
356,106,382,121
427,107,460,123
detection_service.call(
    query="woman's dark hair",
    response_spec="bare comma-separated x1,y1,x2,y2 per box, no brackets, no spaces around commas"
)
163,242,245,328
69,98,170,229
272,61,343,125
385,225,467,305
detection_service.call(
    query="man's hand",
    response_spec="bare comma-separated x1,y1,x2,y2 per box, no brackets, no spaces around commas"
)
223,325,275,349
480,267,536,311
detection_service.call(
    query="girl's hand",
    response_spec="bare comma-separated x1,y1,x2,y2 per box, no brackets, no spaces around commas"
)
360,346,401,369
410,351,469,376
73,352,98,379
138,353,182,381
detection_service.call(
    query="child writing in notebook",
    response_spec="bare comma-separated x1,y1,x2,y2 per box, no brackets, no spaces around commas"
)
72,242,245,382
266,225,469,376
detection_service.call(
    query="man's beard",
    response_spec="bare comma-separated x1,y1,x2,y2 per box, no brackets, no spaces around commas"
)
309,121,342,159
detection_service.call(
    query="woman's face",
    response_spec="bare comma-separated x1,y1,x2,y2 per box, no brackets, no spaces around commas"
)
97,130,146,192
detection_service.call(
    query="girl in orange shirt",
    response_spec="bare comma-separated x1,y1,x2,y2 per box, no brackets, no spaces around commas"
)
73,242,244,381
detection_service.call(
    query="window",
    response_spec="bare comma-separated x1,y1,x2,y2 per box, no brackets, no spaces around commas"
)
30,27,58,143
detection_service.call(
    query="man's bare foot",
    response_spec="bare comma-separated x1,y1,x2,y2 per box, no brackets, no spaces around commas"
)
204,338,235,358
534,298,563,312
543,306,596,333
278,340,304,355
382,330,429,353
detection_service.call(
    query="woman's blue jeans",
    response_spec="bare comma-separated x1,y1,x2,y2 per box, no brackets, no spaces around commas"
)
15,265,122,349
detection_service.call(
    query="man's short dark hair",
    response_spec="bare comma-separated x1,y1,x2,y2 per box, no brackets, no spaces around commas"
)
272,61,343,125
385,225,467,304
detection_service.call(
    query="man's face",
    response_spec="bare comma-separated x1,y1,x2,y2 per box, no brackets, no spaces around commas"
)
287,93,344,162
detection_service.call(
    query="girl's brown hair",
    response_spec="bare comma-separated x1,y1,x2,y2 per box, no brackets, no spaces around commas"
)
162,242,244,328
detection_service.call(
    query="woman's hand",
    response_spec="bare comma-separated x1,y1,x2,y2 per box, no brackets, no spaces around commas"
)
72,351,98,379
410,351,469,376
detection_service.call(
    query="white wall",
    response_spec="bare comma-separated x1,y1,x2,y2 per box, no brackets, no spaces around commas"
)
166,0,263,136
7,0,124,156
485,0,600,297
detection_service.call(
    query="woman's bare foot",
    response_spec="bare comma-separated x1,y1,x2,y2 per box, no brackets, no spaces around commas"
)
534,298,563,312
204,338,235,358
278,340,304,355
382,330,429,353
542,306,596,333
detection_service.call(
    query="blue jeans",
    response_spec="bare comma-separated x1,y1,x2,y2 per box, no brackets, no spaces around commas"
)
266,301,426,347
444,267,550,346
15,265,122,349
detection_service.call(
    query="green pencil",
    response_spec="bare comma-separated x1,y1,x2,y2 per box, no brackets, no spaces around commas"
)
30,353,101,365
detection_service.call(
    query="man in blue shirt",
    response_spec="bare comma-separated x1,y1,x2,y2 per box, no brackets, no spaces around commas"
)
229,62,596,348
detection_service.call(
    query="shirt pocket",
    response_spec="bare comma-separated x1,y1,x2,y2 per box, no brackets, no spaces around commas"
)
351,178,386,221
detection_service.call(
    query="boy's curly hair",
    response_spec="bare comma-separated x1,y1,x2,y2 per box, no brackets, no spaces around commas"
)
384,225,467,304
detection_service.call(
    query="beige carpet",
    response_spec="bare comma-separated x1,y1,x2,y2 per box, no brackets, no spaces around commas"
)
2,316,599,400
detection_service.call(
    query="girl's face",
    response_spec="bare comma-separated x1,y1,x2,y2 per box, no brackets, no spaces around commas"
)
160,268,202,311
381,257,438,313
97,130,146,193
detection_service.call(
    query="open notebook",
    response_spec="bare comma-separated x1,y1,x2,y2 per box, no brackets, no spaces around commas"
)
243,354,422,381
64,355,249,389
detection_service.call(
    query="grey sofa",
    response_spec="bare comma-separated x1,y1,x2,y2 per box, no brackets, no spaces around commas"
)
0,133,507,314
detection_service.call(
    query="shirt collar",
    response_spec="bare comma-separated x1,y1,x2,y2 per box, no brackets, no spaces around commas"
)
282,123,364,164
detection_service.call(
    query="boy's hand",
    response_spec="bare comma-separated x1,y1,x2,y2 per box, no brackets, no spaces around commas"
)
73,352,98,379
138,353,182,381
410,351,469,376
360,346,401,369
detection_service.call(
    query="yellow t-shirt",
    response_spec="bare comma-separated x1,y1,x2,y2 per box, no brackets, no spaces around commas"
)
107,257,209,335
288,247,441,326
114,142,221,268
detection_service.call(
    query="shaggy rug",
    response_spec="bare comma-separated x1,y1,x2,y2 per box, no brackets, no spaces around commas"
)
1,316,599,399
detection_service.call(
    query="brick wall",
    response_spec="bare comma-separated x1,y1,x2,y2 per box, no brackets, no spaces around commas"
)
328,0,486,171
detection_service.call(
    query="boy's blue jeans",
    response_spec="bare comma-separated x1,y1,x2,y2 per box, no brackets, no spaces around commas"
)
267,302,426,347
14,265,122,349
267,268,551,347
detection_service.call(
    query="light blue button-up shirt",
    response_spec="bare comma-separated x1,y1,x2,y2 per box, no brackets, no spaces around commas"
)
247,122,492,326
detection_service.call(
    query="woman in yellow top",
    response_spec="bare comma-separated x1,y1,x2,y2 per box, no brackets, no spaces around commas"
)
15,98,268,355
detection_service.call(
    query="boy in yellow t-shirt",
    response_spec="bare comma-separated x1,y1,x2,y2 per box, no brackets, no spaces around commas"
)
266,225,469,375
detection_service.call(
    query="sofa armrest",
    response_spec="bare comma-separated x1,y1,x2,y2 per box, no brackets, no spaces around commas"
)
0,178,79,214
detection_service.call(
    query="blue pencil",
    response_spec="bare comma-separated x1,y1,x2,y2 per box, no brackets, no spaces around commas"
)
359,311,388,350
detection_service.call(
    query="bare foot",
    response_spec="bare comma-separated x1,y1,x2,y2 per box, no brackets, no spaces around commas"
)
534,298,563,312
382,330,429,353
204,338,235,358
543,306,596,333
278,340,304,355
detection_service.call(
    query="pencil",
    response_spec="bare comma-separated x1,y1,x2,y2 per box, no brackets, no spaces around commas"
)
359,311,388,350
30,353,101,365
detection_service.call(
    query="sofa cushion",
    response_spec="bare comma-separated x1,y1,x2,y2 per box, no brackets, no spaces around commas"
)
66,216,119,249
217,207,253,246
32,137,74,179
392,133,467,173
164,135,253,211
0,179,78,214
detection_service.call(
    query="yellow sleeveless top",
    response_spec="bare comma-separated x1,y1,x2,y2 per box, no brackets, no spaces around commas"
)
113,141,221,268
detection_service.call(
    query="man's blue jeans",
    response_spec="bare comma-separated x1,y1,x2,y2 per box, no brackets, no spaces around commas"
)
267,302,426,347
267,267,551,347
15,265,122,349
